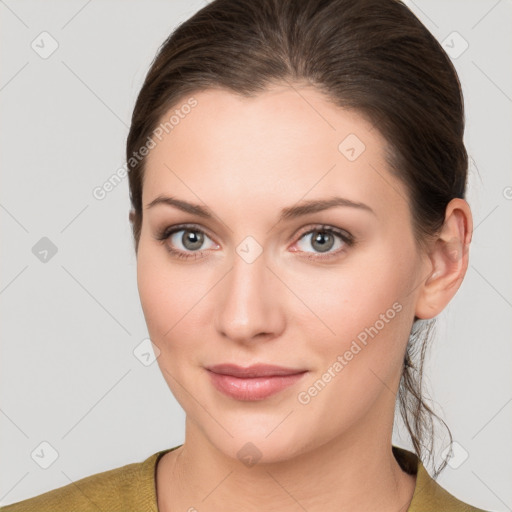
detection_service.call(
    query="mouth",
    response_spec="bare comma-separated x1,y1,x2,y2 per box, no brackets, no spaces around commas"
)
205,363,308,401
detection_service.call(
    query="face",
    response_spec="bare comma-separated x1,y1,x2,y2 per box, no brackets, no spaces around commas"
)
136,84,430,463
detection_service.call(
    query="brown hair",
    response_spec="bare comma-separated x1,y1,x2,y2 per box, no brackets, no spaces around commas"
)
127,0,467,476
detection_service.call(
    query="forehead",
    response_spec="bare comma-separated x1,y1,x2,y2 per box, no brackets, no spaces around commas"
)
142,85,409,217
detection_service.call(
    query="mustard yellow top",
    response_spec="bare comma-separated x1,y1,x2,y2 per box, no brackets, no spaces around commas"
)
0,445,490,511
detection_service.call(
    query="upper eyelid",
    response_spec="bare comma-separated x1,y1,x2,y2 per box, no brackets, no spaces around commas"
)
163,223,218,243
295,224,352,241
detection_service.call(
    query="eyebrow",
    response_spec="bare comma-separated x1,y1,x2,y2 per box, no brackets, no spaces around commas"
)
146,195,375,221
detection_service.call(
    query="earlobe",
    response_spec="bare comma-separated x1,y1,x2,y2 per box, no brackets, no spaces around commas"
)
415,198,472,319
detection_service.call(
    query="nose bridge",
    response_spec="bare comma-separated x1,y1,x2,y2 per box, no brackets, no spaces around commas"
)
214,243,283,342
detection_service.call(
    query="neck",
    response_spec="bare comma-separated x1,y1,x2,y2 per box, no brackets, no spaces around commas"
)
157,410,416,512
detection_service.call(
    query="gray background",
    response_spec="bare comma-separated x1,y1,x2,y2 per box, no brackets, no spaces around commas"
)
0,0,511,510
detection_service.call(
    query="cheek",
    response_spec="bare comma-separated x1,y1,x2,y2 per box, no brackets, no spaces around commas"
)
136,235,222,374
293,267,414,438
136,239,196,342
137,244,167,336
299,244,419,388
294,249,414,343
136,242,209,406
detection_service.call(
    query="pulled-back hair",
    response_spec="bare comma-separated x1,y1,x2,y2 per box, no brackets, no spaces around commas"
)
127,0,467,476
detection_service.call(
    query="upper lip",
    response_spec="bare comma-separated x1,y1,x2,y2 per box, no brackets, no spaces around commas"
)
206,363,307,378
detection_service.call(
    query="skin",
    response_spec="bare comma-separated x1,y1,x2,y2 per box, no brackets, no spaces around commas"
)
132,84,472,512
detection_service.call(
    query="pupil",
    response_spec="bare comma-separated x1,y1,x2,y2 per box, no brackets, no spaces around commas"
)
183,230,203,250
312,230,334,253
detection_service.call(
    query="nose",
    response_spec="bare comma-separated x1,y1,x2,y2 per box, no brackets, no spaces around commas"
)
214,247,286,345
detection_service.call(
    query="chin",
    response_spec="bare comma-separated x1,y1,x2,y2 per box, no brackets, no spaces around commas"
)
200,419,316,467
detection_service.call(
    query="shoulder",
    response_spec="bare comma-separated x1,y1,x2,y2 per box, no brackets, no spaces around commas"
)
0,449,174,512
392,446,493,512
412,463,492,511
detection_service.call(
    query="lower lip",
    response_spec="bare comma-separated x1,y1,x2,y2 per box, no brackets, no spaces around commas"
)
207,370,307,401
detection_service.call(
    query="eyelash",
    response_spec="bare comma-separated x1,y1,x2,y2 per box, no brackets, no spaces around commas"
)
154,223,355,262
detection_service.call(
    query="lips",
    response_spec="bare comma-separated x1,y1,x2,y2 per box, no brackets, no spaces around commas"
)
205,363,308,401
206,363,307,378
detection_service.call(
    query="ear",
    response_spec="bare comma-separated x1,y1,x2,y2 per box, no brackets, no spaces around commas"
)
415,198,473,320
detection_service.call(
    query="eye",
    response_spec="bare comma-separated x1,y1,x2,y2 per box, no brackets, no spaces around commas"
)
155,224,219,260
292,225,354,261
155,223,355,262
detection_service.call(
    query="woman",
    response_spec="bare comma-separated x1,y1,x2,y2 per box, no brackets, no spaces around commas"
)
1,0,494,510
